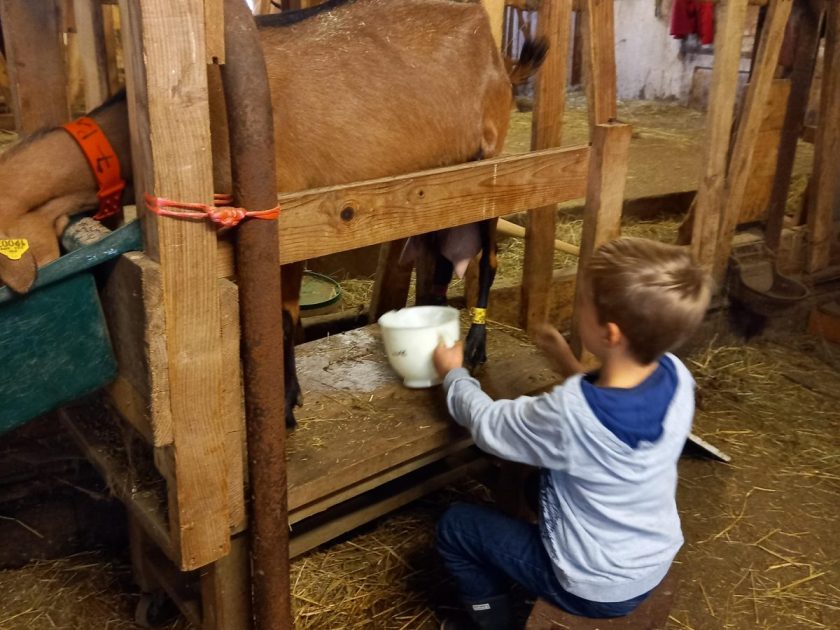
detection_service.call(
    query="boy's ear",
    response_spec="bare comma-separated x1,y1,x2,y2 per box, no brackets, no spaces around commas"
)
605,322,623,347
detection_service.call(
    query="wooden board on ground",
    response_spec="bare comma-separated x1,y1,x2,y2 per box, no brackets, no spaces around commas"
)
286,322,560,520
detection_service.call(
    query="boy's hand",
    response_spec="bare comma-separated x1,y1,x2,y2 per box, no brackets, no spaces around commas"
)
531,322,583,377
532,322,567,356
433,340,464,377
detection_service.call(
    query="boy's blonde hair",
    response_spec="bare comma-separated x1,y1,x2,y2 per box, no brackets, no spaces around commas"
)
583,237,712,364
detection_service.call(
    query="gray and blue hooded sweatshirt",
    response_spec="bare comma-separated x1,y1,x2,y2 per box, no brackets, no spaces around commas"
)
442,354,694,603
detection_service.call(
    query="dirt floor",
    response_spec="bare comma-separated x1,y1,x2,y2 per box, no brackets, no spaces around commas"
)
1,100,836,629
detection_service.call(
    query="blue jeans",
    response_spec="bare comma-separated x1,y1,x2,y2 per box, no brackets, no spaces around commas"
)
436,503,651,619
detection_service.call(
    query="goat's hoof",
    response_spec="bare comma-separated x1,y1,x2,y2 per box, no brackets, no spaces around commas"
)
464,323,488,370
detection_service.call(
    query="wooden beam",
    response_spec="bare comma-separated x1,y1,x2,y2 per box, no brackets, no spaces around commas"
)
205,0,225,64
521,0,573,331
368,239,413,322
713,0,794,284
119,0,230,571
0,52,12,112
738,78,791,223
102,4,121,94
808,0,840,272
73,0,111,110
565,0,767,7
275,146,590,265
481,0,506,48
571,122,632,357
766,3,822,251
201,536,252,630
0,0,69,133
581,0,618,130
690,0,750,269
102,252,173,447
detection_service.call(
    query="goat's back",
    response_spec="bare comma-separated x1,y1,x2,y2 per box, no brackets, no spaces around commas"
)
258,0,512,192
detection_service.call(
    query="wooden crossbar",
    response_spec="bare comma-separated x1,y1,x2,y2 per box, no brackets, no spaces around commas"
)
275,145,589,265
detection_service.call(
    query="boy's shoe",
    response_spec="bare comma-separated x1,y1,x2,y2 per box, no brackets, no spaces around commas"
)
440,594,514,630
440,614,478,630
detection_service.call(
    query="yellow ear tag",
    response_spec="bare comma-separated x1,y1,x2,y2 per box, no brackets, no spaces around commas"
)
0,238,30,261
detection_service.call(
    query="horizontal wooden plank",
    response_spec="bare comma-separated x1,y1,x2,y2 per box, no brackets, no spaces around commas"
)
559,0,768,11
288,438,472,524
275,146,590,264
289,450,488,558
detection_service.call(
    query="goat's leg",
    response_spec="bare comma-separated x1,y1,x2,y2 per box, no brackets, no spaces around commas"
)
430,254,454,305
281,262,305,428
464,218,498,370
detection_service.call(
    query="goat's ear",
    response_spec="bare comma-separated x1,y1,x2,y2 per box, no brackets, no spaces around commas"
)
0,235,38,294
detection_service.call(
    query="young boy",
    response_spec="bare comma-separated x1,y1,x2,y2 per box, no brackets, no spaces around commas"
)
432,237,712,630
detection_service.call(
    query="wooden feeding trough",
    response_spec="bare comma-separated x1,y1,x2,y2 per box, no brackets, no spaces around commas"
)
3,0,633,628
0,221,141,435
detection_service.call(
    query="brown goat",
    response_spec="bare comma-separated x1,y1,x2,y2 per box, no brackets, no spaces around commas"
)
0,0,546,426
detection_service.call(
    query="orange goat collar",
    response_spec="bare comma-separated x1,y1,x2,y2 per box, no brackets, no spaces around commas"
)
62,117,126,221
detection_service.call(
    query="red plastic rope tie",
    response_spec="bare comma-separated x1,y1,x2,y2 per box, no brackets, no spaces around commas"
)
144,192,279,228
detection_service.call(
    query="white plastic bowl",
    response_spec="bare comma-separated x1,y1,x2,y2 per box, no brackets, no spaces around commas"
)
378,306,460,388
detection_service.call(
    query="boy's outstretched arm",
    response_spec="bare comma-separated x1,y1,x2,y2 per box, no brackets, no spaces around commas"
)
432,342,568,469
532,322,585,377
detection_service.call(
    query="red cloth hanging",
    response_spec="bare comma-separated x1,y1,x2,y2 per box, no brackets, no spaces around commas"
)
670,0,715,46
698,1,715,45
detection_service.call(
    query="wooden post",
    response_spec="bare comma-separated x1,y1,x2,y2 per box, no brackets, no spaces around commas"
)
520,0,573,332
570,123,632,357
118,0,231,571
713,0,793,285
0,0,69,133
205,0,225,64
102,4,121,95
481,0,506,50
73,0,111,110
0,53,12,116
766,3,822,251
580,0,618,131
369,239,412,321
571,10,583,86
690,0,750,269
200,535,252,630
807,0,840,272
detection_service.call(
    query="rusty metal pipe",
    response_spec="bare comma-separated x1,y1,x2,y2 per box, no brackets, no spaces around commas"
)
219,1,291,629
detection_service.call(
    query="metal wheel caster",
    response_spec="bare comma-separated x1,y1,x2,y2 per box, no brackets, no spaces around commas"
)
135,590,179,628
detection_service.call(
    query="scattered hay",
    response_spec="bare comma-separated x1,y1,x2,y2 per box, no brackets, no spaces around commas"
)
675,331,840,628
290,481,492,630
339,278,377,312
0,551,189,630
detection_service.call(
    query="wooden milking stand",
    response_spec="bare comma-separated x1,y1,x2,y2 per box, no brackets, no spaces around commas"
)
1,0,634,628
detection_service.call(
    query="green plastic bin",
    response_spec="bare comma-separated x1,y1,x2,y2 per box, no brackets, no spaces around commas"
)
0,221,142,434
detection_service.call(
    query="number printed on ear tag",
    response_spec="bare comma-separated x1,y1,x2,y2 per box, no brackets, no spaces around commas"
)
0,239,30,260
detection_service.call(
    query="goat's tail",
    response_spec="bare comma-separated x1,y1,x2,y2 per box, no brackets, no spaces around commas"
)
506,37,549,87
